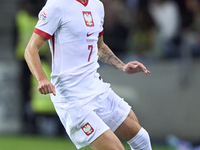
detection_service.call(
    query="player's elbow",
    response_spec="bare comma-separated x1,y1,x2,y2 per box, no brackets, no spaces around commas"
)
24,45,34,62
24,47,30,62
24,48,28,61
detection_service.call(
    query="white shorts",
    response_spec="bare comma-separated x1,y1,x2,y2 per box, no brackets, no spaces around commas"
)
52,88,131,149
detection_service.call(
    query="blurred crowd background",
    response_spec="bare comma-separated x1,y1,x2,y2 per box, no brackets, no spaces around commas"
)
1,0,200,149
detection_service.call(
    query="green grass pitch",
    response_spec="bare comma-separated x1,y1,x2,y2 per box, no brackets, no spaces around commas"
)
0,135,174,150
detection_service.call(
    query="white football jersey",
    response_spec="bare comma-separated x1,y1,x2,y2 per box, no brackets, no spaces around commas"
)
34,0,110,100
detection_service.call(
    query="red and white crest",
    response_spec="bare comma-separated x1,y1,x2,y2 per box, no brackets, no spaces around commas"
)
82,11,94,27
81,123,94,136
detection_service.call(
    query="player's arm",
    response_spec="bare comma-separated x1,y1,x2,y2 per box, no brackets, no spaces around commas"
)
97,35,150,75
97,35,125,71
24,33,56,95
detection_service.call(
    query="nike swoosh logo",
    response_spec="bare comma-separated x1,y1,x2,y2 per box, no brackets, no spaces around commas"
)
87,32,94,37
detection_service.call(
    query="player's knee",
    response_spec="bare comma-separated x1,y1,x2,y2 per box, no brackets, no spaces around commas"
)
114,144,125,150
106,146,125,150
119,147,125,150
91,129,125,150
91,145,125,150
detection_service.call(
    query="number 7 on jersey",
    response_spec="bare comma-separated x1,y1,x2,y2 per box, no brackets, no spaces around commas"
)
88,45,93,62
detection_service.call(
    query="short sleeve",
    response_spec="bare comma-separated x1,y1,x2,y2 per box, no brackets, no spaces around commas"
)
101,3,105,31
99,1,105,36
34,0,62,39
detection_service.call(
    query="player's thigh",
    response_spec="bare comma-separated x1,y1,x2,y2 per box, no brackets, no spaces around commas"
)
114,109,141,141
91,129,125,150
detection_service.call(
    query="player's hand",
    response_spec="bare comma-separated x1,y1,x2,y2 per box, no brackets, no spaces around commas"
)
122,61,150,75
37,79,56,96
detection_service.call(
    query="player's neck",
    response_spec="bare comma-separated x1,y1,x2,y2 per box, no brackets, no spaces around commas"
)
80,0,87,4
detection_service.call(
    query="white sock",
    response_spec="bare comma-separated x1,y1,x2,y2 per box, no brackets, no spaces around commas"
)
127,127,152,150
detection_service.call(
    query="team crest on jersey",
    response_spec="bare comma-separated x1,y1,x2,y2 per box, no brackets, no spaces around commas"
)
39,11,47,22
82,11,94,27
81,123,94,136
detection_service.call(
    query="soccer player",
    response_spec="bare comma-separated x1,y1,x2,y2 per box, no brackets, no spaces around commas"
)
24,0,152,149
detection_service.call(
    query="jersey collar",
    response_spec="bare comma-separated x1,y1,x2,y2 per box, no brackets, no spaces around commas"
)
76,0,89,7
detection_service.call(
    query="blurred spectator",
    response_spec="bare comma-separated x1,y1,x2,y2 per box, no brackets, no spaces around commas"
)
101,0,130,58
148,0,181,59
180,0,200,58
15,0,41,110
126,3,155,60
126,0,139,9
178,0,200,88
15,0,58,135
